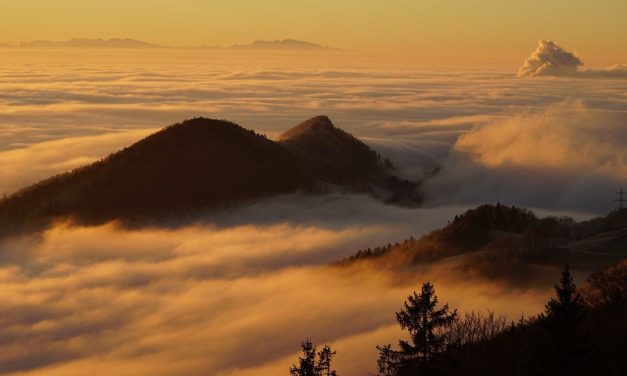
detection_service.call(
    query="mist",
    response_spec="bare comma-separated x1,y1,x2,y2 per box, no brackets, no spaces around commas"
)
0,220,555,376
0,48,625,375
424,100,627,213
1,52,626,213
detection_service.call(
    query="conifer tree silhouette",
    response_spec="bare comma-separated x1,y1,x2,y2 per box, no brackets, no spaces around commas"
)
290,340,337,376
290,339,317,376
545,264,585,322
378,282,458,375
316,345,337,376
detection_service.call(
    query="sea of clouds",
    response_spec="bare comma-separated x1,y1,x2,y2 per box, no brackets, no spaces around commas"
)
1,50,626,212
0,49,625,375
0,217,556,376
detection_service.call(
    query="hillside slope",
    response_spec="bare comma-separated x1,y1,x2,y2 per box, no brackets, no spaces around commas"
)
279,116,420,203
340,205,627,274
0,118,311,233
0,116,420,235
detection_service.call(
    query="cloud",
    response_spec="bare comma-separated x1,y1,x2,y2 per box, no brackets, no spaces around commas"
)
0,51,626,211
455,100,627,175
518,40,627,78
424,101,627,213
0,129,156,195
517,40,583,77
0,51,617,375
0,220,554,376
583,64,627,78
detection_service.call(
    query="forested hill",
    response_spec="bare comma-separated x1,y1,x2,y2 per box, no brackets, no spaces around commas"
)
340,204,627,272
0,116,420,236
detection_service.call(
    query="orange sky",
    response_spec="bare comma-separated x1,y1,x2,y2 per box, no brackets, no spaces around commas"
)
1,0,626,66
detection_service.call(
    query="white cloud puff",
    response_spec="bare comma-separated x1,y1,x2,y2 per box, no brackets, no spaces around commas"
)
517,40,627,78
517,40,583,77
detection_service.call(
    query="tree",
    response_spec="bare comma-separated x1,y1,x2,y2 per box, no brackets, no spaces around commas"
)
376,344,399,376
537,264,595,376
545,264,585,323
290,340,337,376
290,339,317,376
378,282,458,375
316,345,338,376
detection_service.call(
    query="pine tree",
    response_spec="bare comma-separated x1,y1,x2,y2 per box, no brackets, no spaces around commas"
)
538,264,595,376
316,345,338,376
290,340,337,376
377,282,458,375
290,339,317,376
396,282,458,365
545,264,585,322
376,344,399,376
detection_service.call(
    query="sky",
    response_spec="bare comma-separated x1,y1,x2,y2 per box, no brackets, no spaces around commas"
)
1,0,626,65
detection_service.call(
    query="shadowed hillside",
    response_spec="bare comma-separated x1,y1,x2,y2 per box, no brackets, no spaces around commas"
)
0,116,420,236
340,205,627,275
279,116,420,204
0,118,310,233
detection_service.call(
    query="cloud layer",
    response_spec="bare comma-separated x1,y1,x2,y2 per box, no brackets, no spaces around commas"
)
0,129,155,195
1,51,626,213
0,49,624,375
424,101,627,213
0,220,554,376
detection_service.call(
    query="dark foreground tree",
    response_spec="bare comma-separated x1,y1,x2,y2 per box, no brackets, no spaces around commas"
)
545,264,585,322
316,345,338,376
378,282,458,375
534,264,597,376
290,340,337,376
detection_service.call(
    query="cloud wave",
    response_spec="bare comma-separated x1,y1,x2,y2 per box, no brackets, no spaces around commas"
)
0,221,554,376
424,101,627,213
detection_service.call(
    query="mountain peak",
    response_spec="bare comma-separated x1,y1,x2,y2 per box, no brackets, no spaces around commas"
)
278,116,386,185
278,115,336,141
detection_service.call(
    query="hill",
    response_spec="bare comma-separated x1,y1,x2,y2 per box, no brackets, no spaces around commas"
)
0,116,419,235
340,204,627,274
279,115,381,182
278,116,420,203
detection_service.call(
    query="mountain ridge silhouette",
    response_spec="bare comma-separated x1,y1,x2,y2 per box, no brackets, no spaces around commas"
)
0,116,419,235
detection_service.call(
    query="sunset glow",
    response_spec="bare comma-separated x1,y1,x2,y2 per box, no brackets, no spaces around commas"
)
1,2,626,375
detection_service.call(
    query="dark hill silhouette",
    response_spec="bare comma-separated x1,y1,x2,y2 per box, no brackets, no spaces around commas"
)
0,118,311,234
340,205,627,274
279,115,384,184
0,116,419,235
279,116,420,203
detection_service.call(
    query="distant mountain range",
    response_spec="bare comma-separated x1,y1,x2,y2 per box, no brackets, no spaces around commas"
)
17,38,164,48
228,39,332,50
6,38,336,50
0,116,419,236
